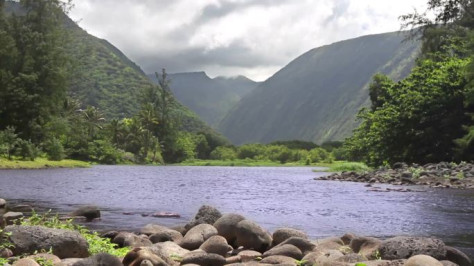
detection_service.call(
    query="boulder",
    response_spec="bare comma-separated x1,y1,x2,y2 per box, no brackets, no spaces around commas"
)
259,255,297,265
349,236,381,258
405,254,443,266
56,258,84,266
141,224,173,236
272,228,307,246
101,230,119,240
276,237,316,255
237,250,262,262
180,224,218,250
0,198,6,208
3,212,23,225
213,213,246,246
378,236,446,260
4,225,89,259
122,247,168,266
153,241,190,261
445,246,472,266
340,233,356,245
335,253,367,263
112,232,152,248
71,253,122,266
149,229,183,243
70,206,100,221
180,250,226,266
313,250,344,265
26,253,61,264
199,235,232,256
235,220,272,252
12,258,39,266
184,205,222,231
1,248,13,258
263,244,302,260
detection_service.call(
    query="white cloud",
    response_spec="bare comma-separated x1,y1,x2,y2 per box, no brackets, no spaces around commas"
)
69,0,427,81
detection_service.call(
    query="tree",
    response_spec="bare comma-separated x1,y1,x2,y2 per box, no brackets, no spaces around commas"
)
0,0,72,142
0,126,19,160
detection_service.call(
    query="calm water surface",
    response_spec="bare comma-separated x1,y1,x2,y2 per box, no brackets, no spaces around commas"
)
0,166,473,257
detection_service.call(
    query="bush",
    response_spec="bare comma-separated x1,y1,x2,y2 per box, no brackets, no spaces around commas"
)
45,138,65,161
16,139,39,161
210,146,237,160
88,140,123,164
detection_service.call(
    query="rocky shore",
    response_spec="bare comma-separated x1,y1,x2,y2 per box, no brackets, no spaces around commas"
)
317,162,474,189
0,204,472,266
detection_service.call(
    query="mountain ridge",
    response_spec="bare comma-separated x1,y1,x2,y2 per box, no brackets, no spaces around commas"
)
218,31,421,145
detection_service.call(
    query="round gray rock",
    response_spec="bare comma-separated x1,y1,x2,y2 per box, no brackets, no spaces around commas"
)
378,236,446,260
0,198,6,208
263,244,302,260
445,246,472,266
112,232,152,248
235,220,272,252
71,253,122,266
272,228,308,246
260,255,297,265
405,254,443,266
70,205,100,221
3,212,23,225
185,205,222,231
180,250,226,266
213,213,246,246
180,224,218,250
149,229,183,243
276,237,316,255
4,225,89,259
199,235,232,256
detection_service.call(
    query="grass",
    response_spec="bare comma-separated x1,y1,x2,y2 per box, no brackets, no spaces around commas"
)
0,157,90,169
19,210,130,257
315,161,371,173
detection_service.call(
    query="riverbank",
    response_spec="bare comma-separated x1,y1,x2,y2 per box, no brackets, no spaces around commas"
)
0,158,90,169
318,162,474,189
175,159,369,171
0,205,471,266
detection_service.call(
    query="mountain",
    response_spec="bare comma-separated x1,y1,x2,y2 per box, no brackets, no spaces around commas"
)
58,14,225,137
148,72,259,127
218,31,421,145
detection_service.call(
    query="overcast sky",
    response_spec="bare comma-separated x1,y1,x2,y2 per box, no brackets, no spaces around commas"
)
69,0,428,81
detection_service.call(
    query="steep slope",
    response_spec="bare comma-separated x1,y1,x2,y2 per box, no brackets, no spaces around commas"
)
59,16,224,136
218,31,421,145
148,72,259,127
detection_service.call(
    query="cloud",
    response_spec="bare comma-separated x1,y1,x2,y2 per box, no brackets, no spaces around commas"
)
69,0,427,81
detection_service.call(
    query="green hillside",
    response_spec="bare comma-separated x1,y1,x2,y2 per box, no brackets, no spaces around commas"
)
218,31,421,145
63,17,221,135
148,72,258,127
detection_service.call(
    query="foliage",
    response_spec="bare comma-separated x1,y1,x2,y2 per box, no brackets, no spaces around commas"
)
210,146,238,160
0,126,19,159
324,162,371,172
345,54,471,166
0,0,71,143
45,137,65,161
16,139,39,161
0,157,89,169
20,210,129,257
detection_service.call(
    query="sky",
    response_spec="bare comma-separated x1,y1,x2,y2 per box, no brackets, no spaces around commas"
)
69,0,428,81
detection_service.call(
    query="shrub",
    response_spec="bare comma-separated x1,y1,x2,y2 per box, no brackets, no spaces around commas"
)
16,139,40,161
45,138,65,161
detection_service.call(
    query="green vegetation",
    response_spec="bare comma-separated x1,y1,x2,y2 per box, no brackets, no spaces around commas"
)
322,162,371,173
218,31,420,145
344,0,474,166
20,211,129,257
0,157,89,169
0,1,228,166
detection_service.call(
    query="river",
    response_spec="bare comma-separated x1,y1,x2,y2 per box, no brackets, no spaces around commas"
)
0,165,473,258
